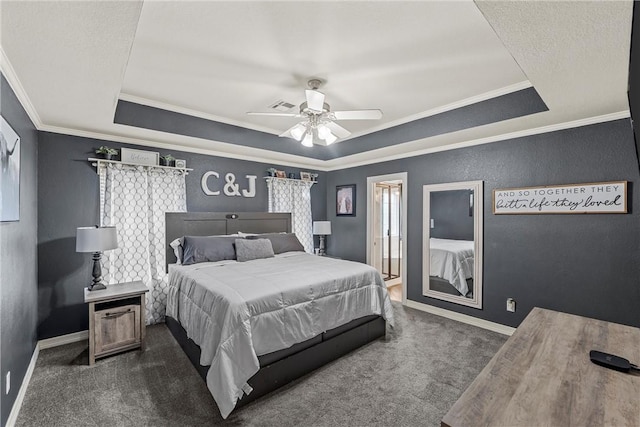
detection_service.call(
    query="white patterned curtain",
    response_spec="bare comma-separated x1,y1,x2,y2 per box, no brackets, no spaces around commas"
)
99,163,187,324
267,177,314,253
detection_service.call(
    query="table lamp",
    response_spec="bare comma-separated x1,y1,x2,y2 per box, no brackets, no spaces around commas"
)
76,226,118,291
312,221,332,256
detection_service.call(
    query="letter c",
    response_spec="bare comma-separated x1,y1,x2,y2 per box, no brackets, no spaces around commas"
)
201,171,220,196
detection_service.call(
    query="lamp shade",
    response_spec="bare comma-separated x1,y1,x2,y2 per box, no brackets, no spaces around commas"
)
76,226,118,253
312,221,332,235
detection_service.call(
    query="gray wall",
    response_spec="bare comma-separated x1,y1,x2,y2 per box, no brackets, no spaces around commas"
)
0,75,38,426
430,189,474,241
326,119,640,328
37,133,326,339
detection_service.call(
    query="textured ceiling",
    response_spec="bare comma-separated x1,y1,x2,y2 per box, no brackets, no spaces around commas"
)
0,1,633,170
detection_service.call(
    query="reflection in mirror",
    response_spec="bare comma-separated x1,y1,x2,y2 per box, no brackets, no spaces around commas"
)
423,181,483,309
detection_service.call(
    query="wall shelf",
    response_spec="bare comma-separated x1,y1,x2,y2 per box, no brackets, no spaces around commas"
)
88,158,193,174
264,176,316,185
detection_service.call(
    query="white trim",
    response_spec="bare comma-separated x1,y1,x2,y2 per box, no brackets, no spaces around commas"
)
0,47,43,128
40,123,330,171
38,330,88,350
1,47,629,171
5,330,88,426
5,345,39,427
405,299,515,336
344,81,532,140
422,180,483,309
325,111,631,171
118,92,284,136
366,172,408,305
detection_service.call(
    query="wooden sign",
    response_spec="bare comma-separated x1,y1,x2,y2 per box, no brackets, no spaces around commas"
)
493,181,627,214
120,148,159,166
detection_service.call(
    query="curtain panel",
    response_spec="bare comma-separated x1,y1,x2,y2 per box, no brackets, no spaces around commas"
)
267,177,314,253
99,163,187,324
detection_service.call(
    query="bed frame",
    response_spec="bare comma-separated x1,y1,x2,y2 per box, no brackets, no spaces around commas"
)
164,212,386,410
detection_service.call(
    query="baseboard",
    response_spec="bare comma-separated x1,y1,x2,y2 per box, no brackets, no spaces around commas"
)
6,344,39,427
404,300,516,336
38,330,88,350
6,331,89,425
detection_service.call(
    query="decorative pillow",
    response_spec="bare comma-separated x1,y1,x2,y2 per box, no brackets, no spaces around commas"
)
237,231,257,237
169,237,184,264
247,233,305,254
235,238,275,262
181,235,240,265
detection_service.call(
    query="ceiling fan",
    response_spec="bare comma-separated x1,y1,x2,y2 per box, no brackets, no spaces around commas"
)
248,79,383,147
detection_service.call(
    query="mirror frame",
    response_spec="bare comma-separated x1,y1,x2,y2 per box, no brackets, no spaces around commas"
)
422,180,483,309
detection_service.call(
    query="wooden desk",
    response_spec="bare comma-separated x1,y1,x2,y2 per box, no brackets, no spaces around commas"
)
442,307,640,427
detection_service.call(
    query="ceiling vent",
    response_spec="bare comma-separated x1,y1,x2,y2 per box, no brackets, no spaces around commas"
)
268,100,296,112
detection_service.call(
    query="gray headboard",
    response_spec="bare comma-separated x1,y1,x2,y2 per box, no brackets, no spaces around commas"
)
165,212,292,267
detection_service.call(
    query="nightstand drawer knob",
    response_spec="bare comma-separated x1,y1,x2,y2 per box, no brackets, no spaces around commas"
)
104,309,131,318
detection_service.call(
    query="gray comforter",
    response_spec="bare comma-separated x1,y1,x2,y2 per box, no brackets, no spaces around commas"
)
166,252,394,419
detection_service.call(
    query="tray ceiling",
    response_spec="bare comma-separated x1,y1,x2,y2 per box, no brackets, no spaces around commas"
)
0,1,632,169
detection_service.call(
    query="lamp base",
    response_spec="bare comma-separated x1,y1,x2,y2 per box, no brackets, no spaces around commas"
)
87,252,107,291
319,235,326,256
88,282,107,291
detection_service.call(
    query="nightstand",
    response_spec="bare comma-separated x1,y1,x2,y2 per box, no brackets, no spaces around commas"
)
84,281,148,365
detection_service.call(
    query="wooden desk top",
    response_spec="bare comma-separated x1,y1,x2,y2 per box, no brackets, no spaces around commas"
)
442,307,640,427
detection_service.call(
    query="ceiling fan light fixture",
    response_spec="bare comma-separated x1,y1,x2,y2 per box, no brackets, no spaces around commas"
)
317,124,331,140
301,132,314,147
290,123,307,141
324,132,338,145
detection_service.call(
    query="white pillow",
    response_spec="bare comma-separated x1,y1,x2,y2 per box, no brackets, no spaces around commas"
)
170,238,184,265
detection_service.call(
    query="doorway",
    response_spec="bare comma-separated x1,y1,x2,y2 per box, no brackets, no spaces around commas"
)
367,173,408,304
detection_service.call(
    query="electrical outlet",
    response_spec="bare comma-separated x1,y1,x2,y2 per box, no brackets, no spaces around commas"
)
5,371,10,395
506,298,516,312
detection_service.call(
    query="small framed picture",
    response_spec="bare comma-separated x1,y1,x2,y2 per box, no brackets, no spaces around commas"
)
300,171,311,181
336,184,356,216
175,159,186,168
121,148,159,166
275,170,286,178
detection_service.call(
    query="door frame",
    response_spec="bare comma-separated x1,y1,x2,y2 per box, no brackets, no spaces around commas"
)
366,172,408,305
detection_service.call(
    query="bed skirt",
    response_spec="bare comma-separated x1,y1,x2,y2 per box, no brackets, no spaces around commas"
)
165,315,386,409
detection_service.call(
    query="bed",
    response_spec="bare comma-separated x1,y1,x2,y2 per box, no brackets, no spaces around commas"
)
164,212,394,419
429,238,474,296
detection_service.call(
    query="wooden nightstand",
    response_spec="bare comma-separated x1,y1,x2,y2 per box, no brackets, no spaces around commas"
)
84,281,148,365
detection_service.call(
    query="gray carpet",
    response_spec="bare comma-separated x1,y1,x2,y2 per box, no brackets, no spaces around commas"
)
16,303,506,426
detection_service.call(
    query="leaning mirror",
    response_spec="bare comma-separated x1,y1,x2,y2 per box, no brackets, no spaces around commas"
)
422,181,483,309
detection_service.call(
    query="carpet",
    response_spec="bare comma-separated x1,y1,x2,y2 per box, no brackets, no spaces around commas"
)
15,302,506,426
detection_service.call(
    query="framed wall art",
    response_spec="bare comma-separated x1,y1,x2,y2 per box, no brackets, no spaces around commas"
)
1,116,21,222
336,184,356,216
121,147,159,166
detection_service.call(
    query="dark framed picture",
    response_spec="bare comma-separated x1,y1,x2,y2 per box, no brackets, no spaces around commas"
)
336,184,356,216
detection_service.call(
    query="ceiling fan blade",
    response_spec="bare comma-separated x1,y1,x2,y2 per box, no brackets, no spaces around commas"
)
326,121,351,139
333,109,383,120
247,112,300,117
305,90,326,112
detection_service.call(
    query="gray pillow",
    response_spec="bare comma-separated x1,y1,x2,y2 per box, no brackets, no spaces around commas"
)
181,235,239,265
247,233,305,254
235,238,275,262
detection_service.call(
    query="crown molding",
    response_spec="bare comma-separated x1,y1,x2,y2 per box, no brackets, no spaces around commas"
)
343,80,533,140
40,123,329,170
118,92,284,136
0,47,43,128
2,49,630,172
324,110,631,171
